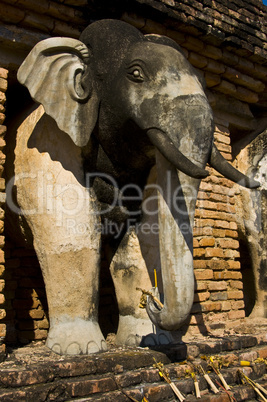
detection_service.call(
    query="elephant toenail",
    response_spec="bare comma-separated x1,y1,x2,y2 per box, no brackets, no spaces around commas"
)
101,340,108,351
87,341,100,354
51,343,62,355
66,342,81,355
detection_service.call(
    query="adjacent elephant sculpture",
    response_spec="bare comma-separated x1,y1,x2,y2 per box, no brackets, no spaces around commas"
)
7,19,260,354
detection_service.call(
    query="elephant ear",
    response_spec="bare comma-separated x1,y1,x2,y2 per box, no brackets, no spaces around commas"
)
17,37,99,147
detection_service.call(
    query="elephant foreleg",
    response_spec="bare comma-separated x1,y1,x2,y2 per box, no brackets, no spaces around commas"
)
14,107,107,354
110,166,173,347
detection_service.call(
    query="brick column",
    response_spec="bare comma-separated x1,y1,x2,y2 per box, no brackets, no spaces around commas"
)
191,115,244,335
0,67,7,360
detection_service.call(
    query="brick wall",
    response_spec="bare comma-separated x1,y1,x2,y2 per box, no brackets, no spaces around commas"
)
0,0,266,346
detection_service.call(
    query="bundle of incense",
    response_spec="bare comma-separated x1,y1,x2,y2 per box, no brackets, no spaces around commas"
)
153,359,185,402
239,370,267,402
209,357,231,391
191,372,201,398
136,287,163,309
198,365,219,394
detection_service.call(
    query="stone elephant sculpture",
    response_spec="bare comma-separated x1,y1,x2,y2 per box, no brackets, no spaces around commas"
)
7,19,259,355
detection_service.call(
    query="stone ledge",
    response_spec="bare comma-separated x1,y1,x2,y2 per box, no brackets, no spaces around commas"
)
0,332,266,401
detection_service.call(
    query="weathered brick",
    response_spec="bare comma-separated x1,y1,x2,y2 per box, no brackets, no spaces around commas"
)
0,69,8,80
195,281,208,291
228,309,245,320
202,227,214,236
143,19,167,35
205,247,224,258
193,238,199,248
0,323,6,337
0,93,6,105
236,85,259,103
115,371,142,388
0,308,6,320
194,291,210,302
225,229,238,238
23,12,54,32
0,250,4,264
53,20,81,38
214,79,237,96
199,238,215,247
196,209,235,222
214,132,231,145
222,49,239,66
121,12,146,30
193,260,206,269
214,124,231,136
231,300,245,309
37,318,49,329
183,35,204,52
201,301,222,312
221,301,232,311
239,350,258,363
141,368,161,383
217,239,239,249
0,2,25,23
202,44,223,60
229,222,238,230
0,80,7,96
194,218,215,229
224,67,265,91
228,290,244,299
229,280,243,289
71,375,118,397
144,383,173,401
194,269,213,280
224,250,240,258
29,309,45,319
227,260,241,270
257,348,267,359
166,29,186,45
207,260,228,270
208,281,228,291
188,52,208,68
215,271,242,280
0,114,5,125
210,291,228,301
0,100,4,112
193,248,205,257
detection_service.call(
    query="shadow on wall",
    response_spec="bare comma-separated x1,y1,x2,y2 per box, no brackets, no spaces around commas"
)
3,237,48,346
3,237,120,347
238,238,256,317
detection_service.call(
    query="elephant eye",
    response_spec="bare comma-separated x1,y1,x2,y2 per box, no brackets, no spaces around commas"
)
127,66,144,82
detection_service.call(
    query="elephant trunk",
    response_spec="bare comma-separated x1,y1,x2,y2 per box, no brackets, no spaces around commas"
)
147,129,209,179
209,143,260,189
146,150,198,330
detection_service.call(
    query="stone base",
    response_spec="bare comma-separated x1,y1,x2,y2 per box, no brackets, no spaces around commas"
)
0,331,267,401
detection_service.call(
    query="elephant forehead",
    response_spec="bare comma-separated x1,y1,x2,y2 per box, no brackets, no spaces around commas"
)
128,43,204,103
128,72,204,111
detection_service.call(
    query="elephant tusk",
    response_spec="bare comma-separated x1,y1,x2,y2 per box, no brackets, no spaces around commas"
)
147,129,209,179
209,143,260,189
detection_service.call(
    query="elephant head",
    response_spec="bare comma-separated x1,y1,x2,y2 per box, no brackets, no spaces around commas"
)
18,19,260,334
